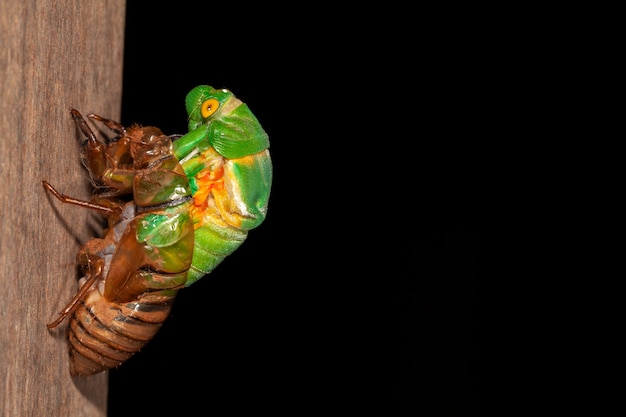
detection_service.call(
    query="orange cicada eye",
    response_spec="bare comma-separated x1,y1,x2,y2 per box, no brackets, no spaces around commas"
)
200,98,220,118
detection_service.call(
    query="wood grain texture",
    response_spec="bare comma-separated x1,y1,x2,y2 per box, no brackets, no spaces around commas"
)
0,0,125,415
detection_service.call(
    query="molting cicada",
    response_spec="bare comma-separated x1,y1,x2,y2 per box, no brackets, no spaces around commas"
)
45,85,272,376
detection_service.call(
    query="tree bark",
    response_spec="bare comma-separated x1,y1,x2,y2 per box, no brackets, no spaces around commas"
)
0,1,125,415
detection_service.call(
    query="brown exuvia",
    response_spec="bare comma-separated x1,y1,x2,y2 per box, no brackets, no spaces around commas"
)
45,109,194,376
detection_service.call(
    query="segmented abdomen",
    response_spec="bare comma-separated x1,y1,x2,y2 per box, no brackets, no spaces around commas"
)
67,288,175,376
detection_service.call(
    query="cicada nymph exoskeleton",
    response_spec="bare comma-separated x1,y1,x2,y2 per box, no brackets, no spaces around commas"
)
45,109,194,376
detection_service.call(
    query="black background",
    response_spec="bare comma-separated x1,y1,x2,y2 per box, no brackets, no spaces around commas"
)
106,3,475,416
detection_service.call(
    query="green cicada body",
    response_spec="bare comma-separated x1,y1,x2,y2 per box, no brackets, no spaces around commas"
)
46,86,272,375
173,85,272,285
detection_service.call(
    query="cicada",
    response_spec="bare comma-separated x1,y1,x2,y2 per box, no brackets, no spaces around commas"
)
46,86,272,376
173,85,272,285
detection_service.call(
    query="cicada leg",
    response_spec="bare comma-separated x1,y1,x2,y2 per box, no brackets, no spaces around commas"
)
70,109,135,195
44,180,123,328
46,260,101,329
86,113,125,136
70,109,110,184
42,180,119,216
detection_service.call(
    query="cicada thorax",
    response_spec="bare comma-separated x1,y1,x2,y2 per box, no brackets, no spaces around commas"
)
46,110,194,376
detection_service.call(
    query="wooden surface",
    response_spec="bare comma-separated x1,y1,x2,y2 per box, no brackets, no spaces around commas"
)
0,1,126,415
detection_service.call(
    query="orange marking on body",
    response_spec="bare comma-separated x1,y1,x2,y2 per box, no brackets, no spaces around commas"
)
190,164,225,229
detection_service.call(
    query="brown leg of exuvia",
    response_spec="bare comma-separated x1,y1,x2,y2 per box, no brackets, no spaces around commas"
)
70,108,102,147
46,272,99,329
42,180,118,215
43,180,115,329
87,113,125,135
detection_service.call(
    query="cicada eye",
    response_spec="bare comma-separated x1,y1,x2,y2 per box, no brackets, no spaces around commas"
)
200,98,220,118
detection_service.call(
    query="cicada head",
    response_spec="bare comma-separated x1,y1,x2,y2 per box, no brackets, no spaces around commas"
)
181,85,268,159
185,85,236,131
